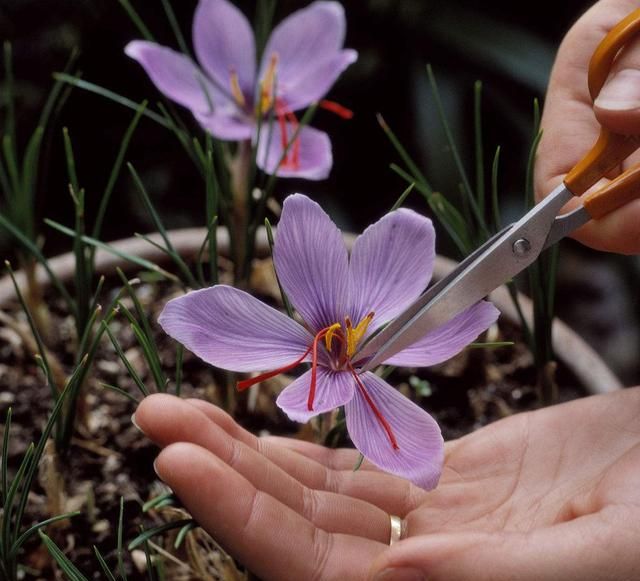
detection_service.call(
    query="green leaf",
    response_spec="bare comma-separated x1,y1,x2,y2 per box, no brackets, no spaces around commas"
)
93,546,117,581
117,497,128,581
118,0,155,41
11,511,80,556
128,520,193,551
44,219,180,283
39,531,90,581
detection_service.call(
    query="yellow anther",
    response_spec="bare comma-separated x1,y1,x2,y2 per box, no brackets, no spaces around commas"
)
324,323,342,351
346,312,374,357
230,70,246,108
259,53,279,114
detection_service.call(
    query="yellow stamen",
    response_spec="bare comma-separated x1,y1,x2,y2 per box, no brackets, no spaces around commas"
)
259,53,279,114
345,312,375,357
230,70,246,108
324,323,342,351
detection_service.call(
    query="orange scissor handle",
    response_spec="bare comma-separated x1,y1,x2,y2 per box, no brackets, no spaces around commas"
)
565,8,640,213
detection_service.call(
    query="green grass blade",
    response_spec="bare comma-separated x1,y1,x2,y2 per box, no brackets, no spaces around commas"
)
19,126,44,238
174,521,198,549
45,219,180,283
53,74,169,127
491,146,502,231
100,382,140,404
118,0,155,41
142,492,176,513
5,262,58,401
11,511,80,556
160,0,191,56
174,344,183,397
426,65,489,240
3,42,17,155
128,520,193,551
92,101,147,242
39,531,90,581
117,497,128,581
1,407,11,506
377,113,431,191
117,301,167,392
474,80,485,217
390,182,415,211
12,359,85,550
93,546,118,581
127,163,199,288
102,321,149,397
0,213,77,314
2,444,34,557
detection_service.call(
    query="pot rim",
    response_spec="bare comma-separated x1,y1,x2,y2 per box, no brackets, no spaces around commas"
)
0,226,622,394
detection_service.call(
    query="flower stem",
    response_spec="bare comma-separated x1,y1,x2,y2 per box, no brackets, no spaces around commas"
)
229,140,252,286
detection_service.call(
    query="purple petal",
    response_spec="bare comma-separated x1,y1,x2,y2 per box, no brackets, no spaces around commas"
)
384,301,500,367
345,372,443,490
277,368,354,422
260,2,354,109
349,209,435,329
194,110,253,141
125,41,223,114
193,0,256,100
273,194,348,331
276,51,357,112
158,285,313,372
256,124,332,179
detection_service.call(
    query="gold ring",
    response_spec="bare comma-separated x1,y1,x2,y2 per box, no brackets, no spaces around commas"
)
389,515,402,545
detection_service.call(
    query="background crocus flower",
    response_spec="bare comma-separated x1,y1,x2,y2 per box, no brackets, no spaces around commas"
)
125,0,357,180
159,195,500,489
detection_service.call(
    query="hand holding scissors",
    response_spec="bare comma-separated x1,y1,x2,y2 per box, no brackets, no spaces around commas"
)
357,7,640,371
537,0,640,254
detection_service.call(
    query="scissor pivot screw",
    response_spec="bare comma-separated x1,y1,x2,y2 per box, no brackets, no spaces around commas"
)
512,238,531,257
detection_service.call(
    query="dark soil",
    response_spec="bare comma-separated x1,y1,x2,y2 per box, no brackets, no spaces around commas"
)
0,260,586,580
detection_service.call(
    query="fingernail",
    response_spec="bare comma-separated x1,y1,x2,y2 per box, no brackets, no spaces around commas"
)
373,568,426,581
153,458,162,479
131,412,144,434
595,69,640,110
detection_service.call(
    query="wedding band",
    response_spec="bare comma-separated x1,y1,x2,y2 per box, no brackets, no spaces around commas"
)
389,515,402,545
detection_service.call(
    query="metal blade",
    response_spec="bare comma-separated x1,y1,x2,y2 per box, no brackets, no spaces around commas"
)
356,184,574,372
542,205,591,249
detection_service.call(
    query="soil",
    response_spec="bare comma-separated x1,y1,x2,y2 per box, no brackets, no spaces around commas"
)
0,259,586,580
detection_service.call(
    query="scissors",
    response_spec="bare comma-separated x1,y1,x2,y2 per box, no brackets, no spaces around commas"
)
356,9,640,373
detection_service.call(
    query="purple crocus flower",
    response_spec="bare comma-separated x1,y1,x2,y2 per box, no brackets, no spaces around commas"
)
125,0,357,180
159,195,500,489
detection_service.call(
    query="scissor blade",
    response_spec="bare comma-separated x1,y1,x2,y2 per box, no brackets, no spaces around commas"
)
542,205,591,249
356,184,574,372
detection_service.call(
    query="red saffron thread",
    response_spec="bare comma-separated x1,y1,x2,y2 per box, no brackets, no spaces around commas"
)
348,363,399,450
319,99,354,119
236,345,312,391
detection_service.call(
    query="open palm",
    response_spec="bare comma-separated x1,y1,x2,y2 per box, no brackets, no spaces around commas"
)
136,388,640,580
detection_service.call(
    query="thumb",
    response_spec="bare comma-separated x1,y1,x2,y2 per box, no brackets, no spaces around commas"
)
368,514,635,581
593,38,640,134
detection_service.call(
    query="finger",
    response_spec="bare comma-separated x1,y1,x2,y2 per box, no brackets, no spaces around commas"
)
369,508,640,581
156,443,382,581
184,397,427,515
136,394,392,541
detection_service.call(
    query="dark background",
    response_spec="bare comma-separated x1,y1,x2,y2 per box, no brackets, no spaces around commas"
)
2,0,639,383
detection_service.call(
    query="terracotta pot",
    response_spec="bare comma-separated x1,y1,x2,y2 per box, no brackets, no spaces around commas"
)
0,227,622,394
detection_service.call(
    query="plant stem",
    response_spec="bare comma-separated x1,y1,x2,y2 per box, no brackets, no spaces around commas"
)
228,140,252,286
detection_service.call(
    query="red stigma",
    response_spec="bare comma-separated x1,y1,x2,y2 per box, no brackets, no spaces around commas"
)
348,363,399,450
236,345,312,391
319,99,354,119
275,99,301,171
